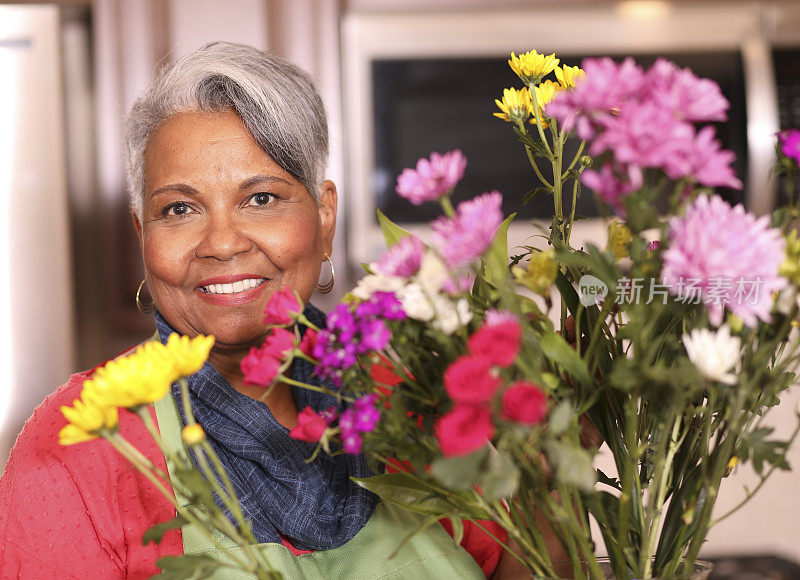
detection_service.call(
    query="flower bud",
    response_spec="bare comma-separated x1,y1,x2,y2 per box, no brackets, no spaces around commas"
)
725,455,739,476
182,423,206,446
580,155,593,168
607,221,633,260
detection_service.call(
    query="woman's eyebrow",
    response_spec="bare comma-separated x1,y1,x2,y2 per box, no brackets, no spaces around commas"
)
240,174,292,190
150,183,199,198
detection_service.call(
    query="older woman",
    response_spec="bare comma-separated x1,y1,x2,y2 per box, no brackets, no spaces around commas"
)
0,43,521,578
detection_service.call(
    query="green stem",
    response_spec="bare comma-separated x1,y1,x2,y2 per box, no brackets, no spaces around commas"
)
516,120,553,189
440,195,456,218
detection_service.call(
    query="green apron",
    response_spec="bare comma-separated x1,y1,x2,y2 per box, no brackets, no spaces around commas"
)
153,394,486,579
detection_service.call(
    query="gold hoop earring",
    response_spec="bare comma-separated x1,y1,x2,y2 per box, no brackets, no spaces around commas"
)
136,278,155,314
315,252,335,294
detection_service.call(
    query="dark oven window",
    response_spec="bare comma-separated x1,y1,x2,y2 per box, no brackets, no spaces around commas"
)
372,52,747,223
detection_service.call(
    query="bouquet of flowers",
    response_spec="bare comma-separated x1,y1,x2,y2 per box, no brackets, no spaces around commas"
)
59,50,800,580
248,51,800,578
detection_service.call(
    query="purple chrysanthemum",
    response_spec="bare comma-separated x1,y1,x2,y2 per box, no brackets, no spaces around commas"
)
431,191,504,268
662,195,787,327
396,150,467,205
647,58,729,122
581,163,642,215
778,129,800,164
374,236,425,277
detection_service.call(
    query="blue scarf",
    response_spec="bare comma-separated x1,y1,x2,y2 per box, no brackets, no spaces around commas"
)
154,307,378,550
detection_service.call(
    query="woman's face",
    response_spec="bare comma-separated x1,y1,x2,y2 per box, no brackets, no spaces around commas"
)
134,109,337,349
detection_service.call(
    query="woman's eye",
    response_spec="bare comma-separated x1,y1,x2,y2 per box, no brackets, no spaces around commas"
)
162,202,193,217
247,192,275,207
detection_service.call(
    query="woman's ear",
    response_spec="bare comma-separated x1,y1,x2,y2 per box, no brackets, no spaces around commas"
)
318,180,338,255
131,211,144,247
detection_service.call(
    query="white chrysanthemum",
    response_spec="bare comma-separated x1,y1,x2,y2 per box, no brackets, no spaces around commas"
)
398,283,435,321
433,297,472,335
682,325,741,385
416,251,449,294
352,273,405,300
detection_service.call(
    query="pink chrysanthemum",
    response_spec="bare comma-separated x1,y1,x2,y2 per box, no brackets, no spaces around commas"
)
662,195,786,327
374,236,425,277
665,126,743,189
647,58,729,122
395,150,468,205
431,191,504,268
581,163,642,215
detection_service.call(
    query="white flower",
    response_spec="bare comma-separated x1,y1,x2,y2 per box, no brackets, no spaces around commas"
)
682,325,741,385
398,283,435,321
432,297,473,335
416,251,449,294
352,273,405,300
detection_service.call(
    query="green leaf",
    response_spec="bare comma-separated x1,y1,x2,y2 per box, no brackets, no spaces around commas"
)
478,450,520,501
449,517,465,546
154,555,226,579
352,473,485,519
377,209,412,247
738,427,791,475
541,331,592,387
431,447,488,490
143,514,188,545
544,440,597,492
484,213,516,288
522,187,551,205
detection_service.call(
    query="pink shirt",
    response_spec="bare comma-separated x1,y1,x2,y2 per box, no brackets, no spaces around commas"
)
0,369,504,578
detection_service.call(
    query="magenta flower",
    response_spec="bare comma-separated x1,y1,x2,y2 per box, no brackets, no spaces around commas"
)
339,395,381,455
647,58,729,122
484,309,518,327
374,236,425,277
662,195,786,327
431,191,504,268
396,150,467,205
778,129,800,164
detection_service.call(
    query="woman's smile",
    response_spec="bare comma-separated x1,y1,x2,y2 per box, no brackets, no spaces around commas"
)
196,274,269,305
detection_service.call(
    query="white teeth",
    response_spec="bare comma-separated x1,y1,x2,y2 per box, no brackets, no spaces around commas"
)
202,278,265,295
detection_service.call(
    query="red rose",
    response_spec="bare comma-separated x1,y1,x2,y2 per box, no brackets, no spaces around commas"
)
467,320,521,367
263,287,301,326
262,328,295,359
444,355,502,404
298,328,318,357
435,405,494,457
241,345,280,386
500,381,548,425
290,406,328,442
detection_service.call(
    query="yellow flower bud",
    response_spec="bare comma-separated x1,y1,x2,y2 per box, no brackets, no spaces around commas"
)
182,423,206,446
726,455,739,476
726,313,744,333
607,221,633,260
513,250,558,295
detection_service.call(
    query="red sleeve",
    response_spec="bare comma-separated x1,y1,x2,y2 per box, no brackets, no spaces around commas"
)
0,371,182,579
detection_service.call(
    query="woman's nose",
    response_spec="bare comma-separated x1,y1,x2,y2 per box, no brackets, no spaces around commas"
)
195,213,253,261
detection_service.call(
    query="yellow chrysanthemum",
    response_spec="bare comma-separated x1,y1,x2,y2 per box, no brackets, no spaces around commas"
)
513,250,558,295
59,390,119,446
86,342,176,409
555,64,586,89
165,333,215,377
528,79,564,128
182,423,206,446
493,87,533,123
508,50,559,85
607,221,633,260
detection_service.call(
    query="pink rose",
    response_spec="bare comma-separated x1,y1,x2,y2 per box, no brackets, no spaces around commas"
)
467,320,522,367
241,345,280,386
298,328,318,357
261,328,295,359
435,405,494,457
500,381,548,425
263,287,301,326
290,406,329,443
444,355,502,404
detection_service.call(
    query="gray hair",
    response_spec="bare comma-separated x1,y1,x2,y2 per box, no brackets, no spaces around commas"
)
125,42,329,218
